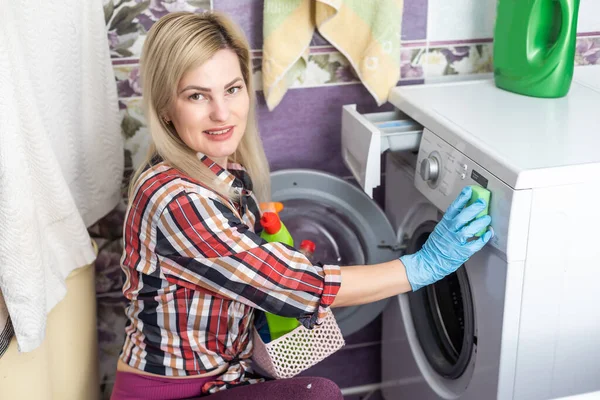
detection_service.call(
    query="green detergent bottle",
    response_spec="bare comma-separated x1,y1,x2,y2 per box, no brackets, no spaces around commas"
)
493,0,580,98
259,212,300,340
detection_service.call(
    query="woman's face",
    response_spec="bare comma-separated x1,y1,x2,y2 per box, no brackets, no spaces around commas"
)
168,49,249,167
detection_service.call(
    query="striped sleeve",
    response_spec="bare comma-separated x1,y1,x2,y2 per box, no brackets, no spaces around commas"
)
155,191,342,328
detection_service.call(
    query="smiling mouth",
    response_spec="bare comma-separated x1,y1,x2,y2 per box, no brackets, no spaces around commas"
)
203,127,233,135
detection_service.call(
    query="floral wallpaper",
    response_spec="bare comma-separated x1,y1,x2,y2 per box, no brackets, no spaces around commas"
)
104,0,211,59
576,36,600,66
90,1,600,398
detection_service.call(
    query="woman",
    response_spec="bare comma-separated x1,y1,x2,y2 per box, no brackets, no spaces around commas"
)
111,11,493,400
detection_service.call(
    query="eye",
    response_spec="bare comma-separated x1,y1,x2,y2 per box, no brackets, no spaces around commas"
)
226,85,242,95
189,93,205,101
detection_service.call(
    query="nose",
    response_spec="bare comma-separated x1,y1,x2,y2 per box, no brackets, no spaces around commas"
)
209,97,230,122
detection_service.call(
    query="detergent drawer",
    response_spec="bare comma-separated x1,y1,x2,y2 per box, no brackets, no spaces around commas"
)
341,104,423,198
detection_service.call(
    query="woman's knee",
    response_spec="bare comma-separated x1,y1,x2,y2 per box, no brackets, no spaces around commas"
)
299,377,343,400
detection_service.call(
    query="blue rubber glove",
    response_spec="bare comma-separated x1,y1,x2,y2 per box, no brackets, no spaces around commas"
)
400,186,493,291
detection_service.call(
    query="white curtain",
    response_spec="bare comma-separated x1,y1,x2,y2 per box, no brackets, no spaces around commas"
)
0,0,123,352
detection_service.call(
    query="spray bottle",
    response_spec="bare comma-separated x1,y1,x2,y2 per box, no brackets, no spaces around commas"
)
259,208,301,341
299,240,316,261
259,212,294,246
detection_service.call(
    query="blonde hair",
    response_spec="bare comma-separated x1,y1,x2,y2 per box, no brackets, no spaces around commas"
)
129,11,271,203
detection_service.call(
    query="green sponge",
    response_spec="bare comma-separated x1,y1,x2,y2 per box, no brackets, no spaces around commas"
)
466,185,491,237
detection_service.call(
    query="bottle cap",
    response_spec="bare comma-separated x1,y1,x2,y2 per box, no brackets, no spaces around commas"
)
260,212,281,234
259,202,284,214
300,240,316,254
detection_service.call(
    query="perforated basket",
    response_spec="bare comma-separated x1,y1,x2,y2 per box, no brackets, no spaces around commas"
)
252,309,345,379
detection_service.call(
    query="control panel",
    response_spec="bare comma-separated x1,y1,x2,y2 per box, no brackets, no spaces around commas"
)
414,129,529,260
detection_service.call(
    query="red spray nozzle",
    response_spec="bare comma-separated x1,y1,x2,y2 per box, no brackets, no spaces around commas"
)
300,240,316,254
260,212,281,234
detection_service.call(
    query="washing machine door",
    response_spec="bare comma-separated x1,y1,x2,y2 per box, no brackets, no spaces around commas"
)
271,169,400,337
404,220,476,381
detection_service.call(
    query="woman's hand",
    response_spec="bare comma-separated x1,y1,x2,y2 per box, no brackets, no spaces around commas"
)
400,186,493,291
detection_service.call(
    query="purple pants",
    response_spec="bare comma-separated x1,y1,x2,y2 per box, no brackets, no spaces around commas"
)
202,377,343,400
110,371,216,400
111,371,343,400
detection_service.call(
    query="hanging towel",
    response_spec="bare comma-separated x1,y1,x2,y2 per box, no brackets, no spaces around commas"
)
262,0,403,110
0,0,123,353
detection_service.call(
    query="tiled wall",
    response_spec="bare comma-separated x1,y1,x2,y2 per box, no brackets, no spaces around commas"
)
93,1,600,398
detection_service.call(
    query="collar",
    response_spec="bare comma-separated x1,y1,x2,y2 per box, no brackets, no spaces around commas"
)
196,153,253,194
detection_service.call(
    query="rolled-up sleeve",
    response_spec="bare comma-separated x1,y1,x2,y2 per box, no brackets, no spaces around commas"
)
155,191,341,328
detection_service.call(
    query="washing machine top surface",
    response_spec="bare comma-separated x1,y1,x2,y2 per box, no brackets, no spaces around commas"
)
389,75,600,190
574,65,600,91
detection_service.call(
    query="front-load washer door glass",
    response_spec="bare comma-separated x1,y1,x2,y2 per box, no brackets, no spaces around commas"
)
406,220,475,380
271,169,400,337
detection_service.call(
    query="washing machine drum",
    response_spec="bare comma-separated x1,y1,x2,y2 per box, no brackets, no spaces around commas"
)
270,169,400,337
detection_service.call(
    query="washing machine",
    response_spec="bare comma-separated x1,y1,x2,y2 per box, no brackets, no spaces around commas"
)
381,145,525,400
371,70,600,400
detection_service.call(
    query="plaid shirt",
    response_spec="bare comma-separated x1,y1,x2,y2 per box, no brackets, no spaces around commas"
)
119,155,342,394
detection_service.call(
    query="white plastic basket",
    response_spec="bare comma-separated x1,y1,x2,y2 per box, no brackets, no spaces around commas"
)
251,309,345,379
